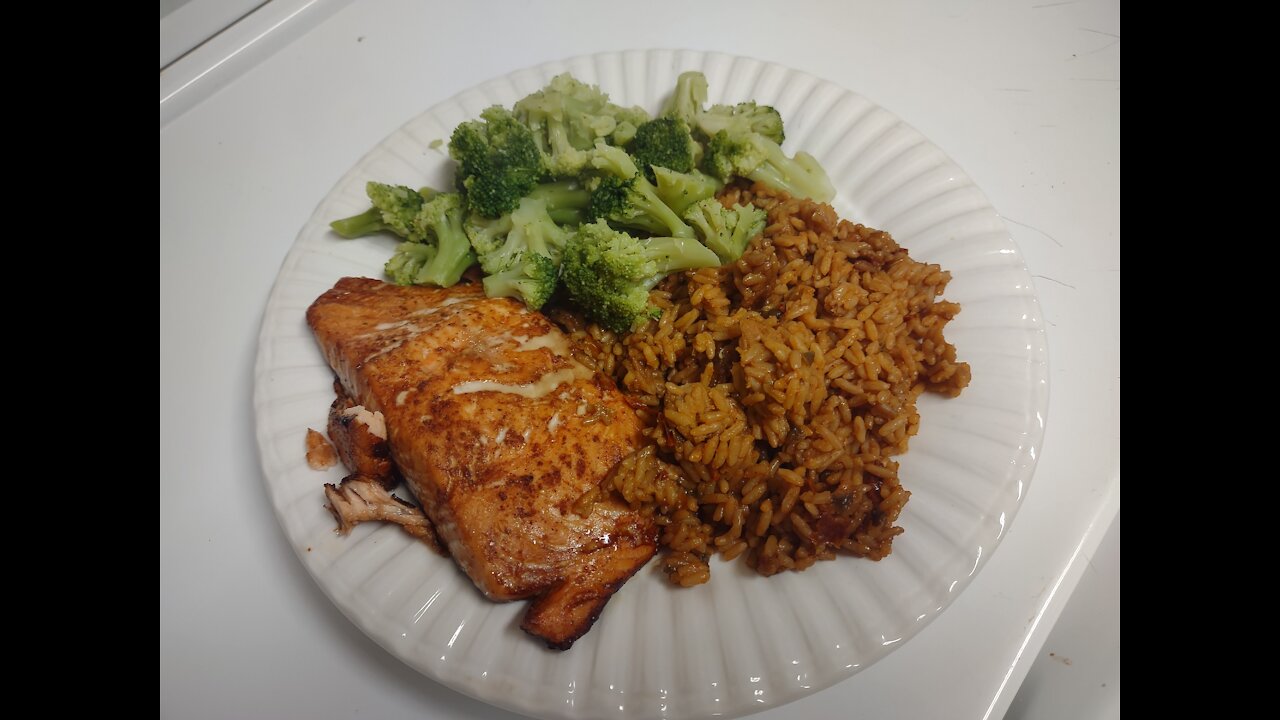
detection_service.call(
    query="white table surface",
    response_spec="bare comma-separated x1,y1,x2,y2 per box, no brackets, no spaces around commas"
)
159,1,1120,717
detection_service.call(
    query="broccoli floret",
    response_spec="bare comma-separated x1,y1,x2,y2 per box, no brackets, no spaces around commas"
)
703,130,834,202
475,197,570,274
366,182,428,238
630,116,698,179
465,180,588,260
482,252,559,310
385,242,438,285
683,197,767,263
662,71,709,126
470,197,568,310
509,196,571,263
694,102,785,144
514,74,650,177
610,105,649,146
587,143,695,238
464,212,515,259
588,175,697,240
560,220,720,333
338,188,476,287
652,166,723,216
587,140,642,177
703,130,756,183
449,106,544,218
330,183,432,239
396,192,476,287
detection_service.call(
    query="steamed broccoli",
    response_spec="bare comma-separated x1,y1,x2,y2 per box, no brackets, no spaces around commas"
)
560,220,720,333
662,71,709,126
526,179,591,225
470,197,568,310
703,130,834,202
659,71,828,200
588,175,696,239
629,116,698,179
333,185,475,287
330,182,433,239
464,180,588,260
659,72,783,143
463,212,515,259
587,143,695,238
395,192,476,287
482,253,559,310
385,242,438,285
514,74,650,177
694,102,785,144
330,207,391,239
683,197,767,263
652,166,723,216
474,197,570,274
609,105,649,146
449,106,544,218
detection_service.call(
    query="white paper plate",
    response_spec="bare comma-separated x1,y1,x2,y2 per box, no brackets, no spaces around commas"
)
253,49,1048,720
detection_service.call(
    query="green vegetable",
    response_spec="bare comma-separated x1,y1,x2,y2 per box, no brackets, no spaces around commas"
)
703,129,834,202
694,101,785,145
330,207,387,239
630,116,698,179
329,182,432,239
482,252,559,310
659,71,784,144
383,192,475,287
587,143,695,239
469,197,569,310
473,197,570,274
333,70,837,325
463,213,515,259
682,197,767,263
464,180,590,258
413,192,476,286
331,185,476,287
385,242,438,285
662,71,709,126
514,74,650,178
526,179,591,225
449,106,544,218
560,220,720,333
652,166,723,216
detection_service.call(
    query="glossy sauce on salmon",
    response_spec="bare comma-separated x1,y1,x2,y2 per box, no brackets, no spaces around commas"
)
307,277,656,649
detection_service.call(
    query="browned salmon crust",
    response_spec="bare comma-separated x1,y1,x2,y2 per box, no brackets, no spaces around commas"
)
327,381,399,489
307,277,656,649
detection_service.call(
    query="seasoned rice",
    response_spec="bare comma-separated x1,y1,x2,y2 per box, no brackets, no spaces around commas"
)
552,182,970,584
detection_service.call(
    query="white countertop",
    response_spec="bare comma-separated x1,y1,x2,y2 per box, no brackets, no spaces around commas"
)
159,1,1120,717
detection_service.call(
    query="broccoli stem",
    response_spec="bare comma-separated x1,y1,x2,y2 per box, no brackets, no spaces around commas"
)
643,236,721,277
653,167,723,216
635,182,695,239
416,213,476,287
329,208,387,239
747,145,835,203
547,207,586,225
528,180,591,211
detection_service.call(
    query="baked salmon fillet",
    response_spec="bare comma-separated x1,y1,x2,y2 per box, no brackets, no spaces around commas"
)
306,277,656,649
